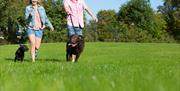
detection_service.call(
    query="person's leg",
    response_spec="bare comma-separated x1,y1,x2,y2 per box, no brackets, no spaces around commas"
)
28,35,36,62
68,26,75,37
34,30,43,58
27,29,36,62
35,37,41,58
75,27,83,36
35,37,42,49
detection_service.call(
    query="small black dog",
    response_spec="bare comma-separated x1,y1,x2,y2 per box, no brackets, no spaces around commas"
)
66,34,85,62
14,44,29,62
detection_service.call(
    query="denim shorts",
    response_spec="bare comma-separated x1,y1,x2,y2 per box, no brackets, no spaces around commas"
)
27,28,43,39
68,26,83,37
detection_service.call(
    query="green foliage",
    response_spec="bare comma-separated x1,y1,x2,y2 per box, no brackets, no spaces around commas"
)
42,0,68,43
43,0,67,31
0,0,25,28
96,10,119,41
42,30,67,43
118,0,164,38
86,0,172,42
0,0,67,44
0,43,180,91
0,0,28,44
158,0,180,40
0,0,178,43
86,20,98,42
0,0,8,28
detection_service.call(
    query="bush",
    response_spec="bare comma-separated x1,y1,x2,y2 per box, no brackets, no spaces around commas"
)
42,30,67,43
0,39,8,45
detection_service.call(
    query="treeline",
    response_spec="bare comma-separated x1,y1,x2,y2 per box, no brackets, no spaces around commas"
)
86,0,180,42
0,0,179,44
0,0,67,44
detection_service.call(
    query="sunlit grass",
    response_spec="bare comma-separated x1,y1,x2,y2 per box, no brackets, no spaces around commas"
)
0,42,179,91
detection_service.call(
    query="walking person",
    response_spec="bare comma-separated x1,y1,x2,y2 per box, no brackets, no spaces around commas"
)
64,0,98,37
25,0,54,62
64,0,98,62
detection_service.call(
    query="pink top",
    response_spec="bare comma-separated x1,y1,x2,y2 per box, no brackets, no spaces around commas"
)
34,7,42,30
64,0,88,28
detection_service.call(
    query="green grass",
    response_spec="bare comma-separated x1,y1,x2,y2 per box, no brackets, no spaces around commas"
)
0,42,180,91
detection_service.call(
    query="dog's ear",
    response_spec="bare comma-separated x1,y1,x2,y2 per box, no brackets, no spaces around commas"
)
20,45,28,51
19,44,23,47
78,35,84,40
24,45,29,51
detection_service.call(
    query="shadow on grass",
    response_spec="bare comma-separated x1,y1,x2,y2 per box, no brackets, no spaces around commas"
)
5,58,65,63
37,58,65,63
5,58,29,62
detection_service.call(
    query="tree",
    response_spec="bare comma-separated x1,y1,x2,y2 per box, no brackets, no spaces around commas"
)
0,0,67,44
158,0,180,40
96,10,119,41
0,0,27,43
86,20,98,41
43,0,67,31
117,0,165,38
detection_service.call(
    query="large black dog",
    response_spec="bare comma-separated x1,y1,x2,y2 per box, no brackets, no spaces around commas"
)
14,44,29,62
66,34,85,62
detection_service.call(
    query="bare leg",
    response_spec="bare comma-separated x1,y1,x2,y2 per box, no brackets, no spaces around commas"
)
34,37,42,58
35,37,42,50
29,35,36,62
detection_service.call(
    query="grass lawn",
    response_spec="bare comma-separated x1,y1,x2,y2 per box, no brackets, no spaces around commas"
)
0,42,179,91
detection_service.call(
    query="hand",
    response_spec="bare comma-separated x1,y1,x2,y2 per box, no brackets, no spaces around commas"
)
41,25,46,30
93,16,98,23
68,12,72,15
51,28,54,31
29,11,33,17
28,12,33,18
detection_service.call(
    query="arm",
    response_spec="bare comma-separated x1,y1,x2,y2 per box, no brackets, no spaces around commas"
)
45,15,54,31
85,8,98,22
63,0,72,15
42,7,54,31
82,1,98,22
25,6,32,24
25,7,30,20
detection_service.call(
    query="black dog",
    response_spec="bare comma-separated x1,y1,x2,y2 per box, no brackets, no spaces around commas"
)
14,44,29,62
66,34,85,62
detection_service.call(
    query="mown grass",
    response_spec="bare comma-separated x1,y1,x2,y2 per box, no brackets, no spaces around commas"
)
0,42,179,91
